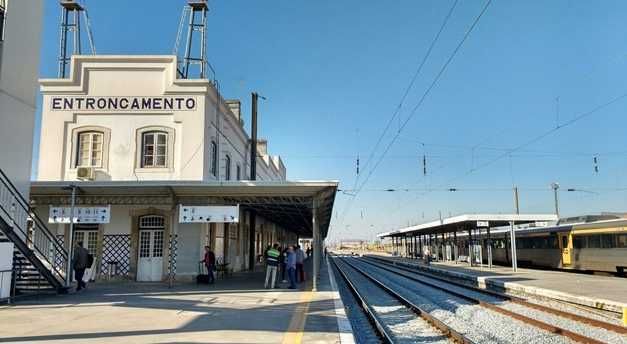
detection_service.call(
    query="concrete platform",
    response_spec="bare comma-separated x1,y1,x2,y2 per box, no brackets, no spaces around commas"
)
369,254,627,314
0,259,352,343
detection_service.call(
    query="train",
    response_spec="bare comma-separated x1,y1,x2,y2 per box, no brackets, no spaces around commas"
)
432,215,627,275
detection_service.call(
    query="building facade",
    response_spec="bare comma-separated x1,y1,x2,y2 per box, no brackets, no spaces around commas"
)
0,0,44,197
34,55,295,281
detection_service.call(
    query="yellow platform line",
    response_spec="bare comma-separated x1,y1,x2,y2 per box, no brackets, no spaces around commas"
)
282,282,314,344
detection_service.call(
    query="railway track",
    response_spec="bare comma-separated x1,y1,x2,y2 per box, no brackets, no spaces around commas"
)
364,255,627,329
330,255,468,343
357,255,627,344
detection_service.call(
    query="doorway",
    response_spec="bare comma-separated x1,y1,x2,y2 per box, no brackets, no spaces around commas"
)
558,232,572,267
137,215,165,281
72,225,99,280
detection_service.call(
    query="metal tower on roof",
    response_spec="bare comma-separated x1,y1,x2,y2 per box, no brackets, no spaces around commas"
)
173,0,212,79
58,0,96,78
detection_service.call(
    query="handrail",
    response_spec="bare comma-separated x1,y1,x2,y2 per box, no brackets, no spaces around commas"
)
0,168,68,284
0,169,66,255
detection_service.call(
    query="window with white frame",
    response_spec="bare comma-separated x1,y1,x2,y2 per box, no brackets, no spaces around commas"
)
210,140,217,177
76,131,104,168
141,131,168,168
236,164,241,180
225,154,231,180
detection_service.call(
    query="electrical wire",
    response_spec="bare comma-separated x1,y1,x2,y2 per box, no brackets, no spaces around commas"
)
387,89,627,217
338,0,493,226
337,0,460,223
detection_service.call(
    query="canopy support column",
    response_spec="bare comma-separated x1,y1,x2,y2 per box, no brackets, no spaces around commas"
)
248,210,256,271
468,225,473,266
487,225,493,269
312,195,320,292
453,229,458,264
510,220,518,272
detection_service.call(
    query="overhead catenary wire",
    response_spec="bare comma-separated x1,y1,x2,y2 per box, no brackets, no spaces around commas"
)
335,0,461,226
355,0,460,187
387,89,627,217
338,0,493,226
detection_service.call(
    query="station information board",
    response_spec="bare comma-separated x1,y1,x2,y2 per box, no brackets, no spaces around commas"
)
179,205,239,223
49,206,111,224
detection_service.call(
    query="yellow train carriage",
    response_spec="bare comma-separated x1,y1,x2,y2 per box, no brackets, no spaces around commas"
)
562,220,627,274
477,217,626,275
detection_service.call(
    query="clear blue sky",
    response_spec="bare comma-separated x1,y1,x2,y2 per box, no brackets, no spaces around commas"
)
34,0,627,242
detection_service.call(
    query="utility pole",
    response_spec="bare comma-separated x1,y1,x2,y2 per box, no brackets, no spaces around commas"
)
250,92,258,181
513,186,520,214
551,182,560,219
248,92,258,271
509,186,520,272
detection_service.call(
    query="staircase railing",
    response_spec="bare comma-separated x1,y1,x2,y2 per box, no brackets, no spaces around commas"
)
0,168,68,288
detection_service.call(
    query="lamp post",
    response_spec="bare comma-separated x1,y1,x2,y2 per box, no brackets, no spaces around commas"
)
551,182,560,219
62,184,77,287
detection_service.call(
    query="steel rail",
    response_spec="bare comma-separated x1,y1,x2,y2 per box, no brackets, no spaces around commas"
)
330,255,394,343
357,256,608,344
335,255,474,344
365,255,627,335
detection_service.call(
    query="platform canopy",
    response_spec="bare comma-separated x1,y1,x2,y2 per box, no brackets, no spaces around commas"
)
30,180,338,238
378,213,559,238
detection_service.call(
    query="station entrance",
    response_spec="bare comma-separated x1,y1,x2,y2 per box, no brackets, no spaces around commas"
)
30,180,337,289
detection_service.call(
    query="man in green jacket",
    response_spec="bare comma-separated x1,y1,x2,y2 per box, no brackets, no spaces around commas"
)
264,243,280,289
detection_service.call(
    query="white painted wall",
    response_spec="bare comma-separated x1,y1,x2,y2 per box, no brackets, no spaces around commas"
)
37,55,286,183
0,0,43,197
34,55,291,279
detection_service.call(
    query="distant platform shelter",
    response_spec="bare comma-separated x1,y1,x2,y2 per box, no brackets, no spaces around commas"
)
378,214,559,271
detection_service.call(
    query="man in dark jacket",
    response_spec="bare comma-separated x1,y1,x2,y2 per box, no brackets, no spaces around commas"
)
202,246,216,284
72,241,89,291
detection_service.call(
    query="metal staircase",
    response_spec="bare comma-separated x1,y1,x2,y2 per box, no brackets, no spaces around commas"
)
0,169,69,298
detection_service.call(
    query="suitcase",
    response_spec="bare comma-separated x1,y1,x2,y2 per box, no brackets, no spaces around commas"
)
196,262,210,284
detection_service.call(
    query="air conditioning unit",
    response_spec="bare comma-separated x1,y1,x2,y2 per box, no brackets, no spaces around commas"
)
76,167,95,180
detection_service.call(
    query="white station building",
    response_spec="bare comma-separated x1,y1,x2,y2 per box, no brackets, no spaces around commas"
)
30,55,337,284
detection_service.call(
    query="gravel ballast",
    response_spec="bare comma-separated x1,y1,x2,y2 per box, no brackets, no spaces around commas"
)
360,257,627,344
334,258,451,344
347,257,573,344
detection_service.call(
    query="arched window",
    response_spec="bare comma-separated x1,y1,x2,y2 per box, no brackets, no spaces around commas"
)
139,215,165,229
225,155,231,180
76,131,104,168
210,140,217,177
141,131,168,168
236,164,241,180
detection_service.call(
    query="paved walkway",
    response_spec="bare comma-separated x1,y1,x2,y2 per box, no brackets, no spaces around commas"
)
370,254,627,313
0,259,348,343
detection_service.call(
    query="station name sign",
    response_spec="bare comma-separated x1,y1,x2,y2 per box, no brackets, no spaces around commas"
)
50,96,197,111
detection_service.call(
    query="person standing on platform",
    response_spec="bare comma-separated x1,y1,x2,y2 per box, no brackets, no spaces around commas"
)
202,246,216,284
263,245,271,265
72,241,89,292
286,246,297,289
280,246,288,283
295,245,305,283
264,244,280,289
